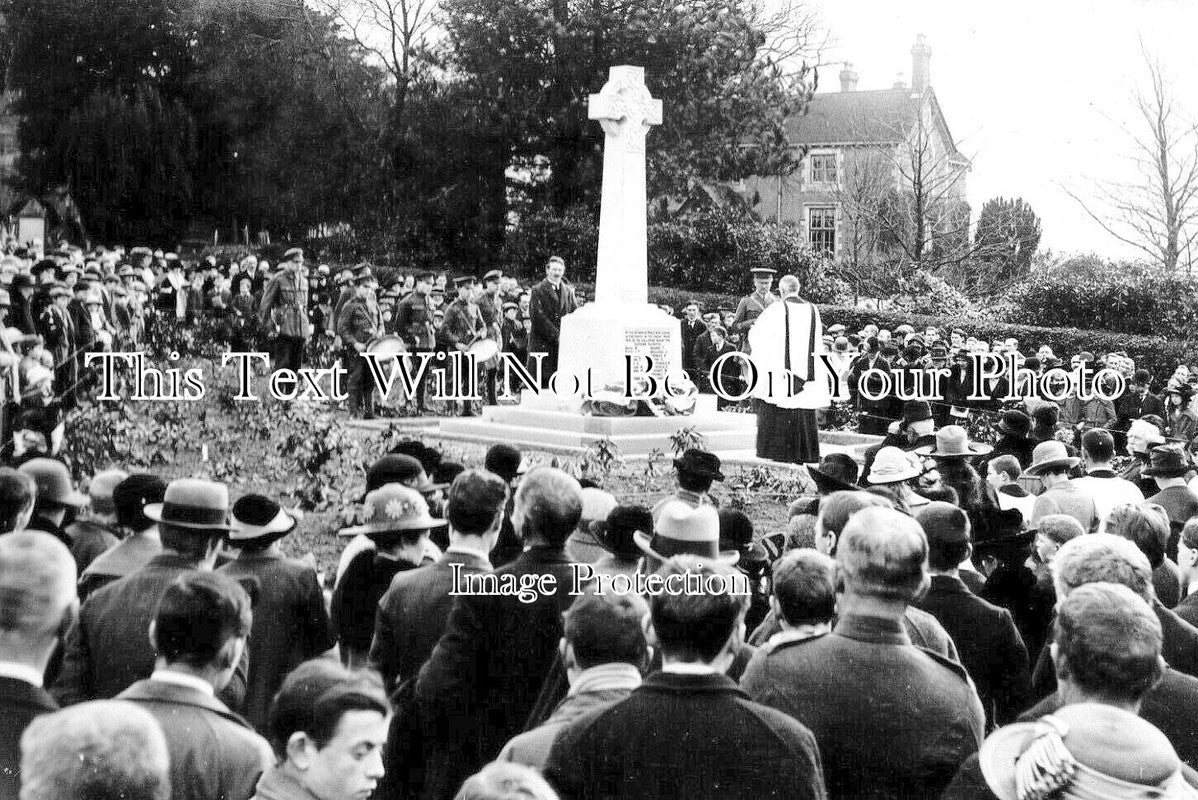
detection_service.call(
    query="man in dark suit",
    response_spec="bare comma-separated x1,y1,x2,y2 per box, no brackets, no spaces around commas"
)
1030,532,1198,700
741,507,984,799
527,256,577,388
1116,369,1166,435
679,302,707,383
219,494,334,733
119,571,273,800
52,478,247,711
543,557,825,800
0,531,76,799
414,467,583,800
371,469,507,693
913,503,1030,728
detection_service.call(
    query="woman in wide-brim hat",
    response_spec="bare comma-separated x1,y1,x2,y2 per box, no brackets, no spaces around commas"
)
914,425,993,460
333,485,445,668
807,453,860,495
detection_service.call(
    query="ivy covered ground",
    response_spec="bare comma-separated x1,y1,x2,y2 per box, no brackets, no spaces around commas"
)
64,359,810,577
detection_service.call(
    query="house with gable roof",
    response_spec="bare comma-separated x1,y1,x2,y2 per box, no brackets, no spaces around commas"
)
743,35,970,264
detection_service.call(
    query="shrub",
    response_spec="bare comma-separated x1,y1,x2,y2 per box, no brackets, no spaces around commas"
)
632,286,1197,384
1005,269,1198,339
893,270,975,317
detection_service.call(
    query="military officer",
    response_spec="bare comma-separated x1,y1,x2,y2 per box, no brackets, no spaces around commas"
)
730,267,779,345
258,247,310,373
392,270,438,413
440,275,487,417
336,266,383,419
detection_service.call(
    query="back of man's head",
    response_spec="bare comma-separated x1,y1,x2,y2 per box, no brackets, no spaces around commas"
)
513,467,582,547
446,469,509,537
1052,533,1154,603
0,530,75,652
817,491,892,542
649,556,748,664
267,658,390,759
1105,503,1171,569
914,502,971,572
0,468,35,534
152,571,251,671
1082,428,1116,463
1037,514,1086,547
1054,582,1164,703
772,549,836,627
838,507,929,603
563,587,648,671
21,699,170,800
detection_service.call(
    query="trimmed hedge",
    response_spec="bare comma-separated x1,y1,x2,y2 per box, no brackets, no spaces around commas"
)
1005,269,1198,340
638,287,1198,382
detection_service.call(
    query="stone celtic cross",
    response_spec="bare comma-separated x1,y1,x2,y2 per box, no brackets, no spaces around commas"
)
588,66,662,306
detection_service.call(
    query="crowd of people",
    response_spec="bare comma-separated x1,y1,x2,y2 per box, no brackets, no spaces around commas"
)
5,241,1198,798
0,403,1197,798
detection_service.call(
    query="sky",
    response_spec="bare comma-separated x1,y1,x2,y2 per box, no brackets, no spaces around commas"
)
798,0,1198,258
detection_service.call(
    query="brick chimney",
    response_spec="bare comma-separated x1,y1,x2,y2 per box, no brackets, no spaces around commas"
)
911,34,931,94
839,62,859,92
892,72,907,90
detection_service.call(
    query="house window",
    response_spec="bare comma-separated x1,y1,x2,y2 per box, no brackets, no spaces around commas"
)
808,207,836,255
810,153,837,184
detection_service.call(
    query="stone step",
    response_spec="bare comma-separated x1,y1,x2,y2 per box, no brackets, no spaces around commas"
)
485,406,755,435
439,417,756,455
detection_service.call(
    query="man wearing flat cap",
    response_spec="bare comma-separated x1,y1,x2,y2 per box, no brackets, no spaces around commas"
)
259,247,310,374
528,256,577,388
53,478,248,712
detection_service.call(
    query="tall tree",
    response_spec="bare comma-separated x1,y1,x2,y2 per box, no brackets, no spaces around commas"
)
968,196,1041,293
1063,48,1198,272
437,0,816,228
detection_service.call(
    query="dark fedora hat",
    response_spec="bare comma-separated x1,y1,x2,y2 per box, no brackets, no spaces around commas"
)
994,409,1032,440
1142,444,1191,478
673,449,724,482
228,494,299,544
807,453,859,494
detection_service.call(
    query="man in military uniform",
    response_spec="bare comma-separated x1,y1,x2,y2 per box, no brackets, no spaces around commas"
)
440,275,487,417
477,269,504,405
393,270,438,413
258,247,310,374
741,507,984,799
730,267,778,344
336,266,383,418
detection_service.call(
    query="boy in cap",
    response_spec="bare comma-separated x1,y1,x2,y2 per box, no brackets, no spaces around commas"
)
219,494,334,732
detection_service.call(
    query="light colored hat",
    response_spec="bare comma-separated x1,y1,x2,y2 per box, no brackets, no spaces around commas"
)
339,485,445,537
87,469,129,515
580,488,618,524
18,459,88,507
1022,440,1081,477
634,502,738,563
143,478,230,531
914,425,993,459
979,704,1196,800
866,447,922,485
